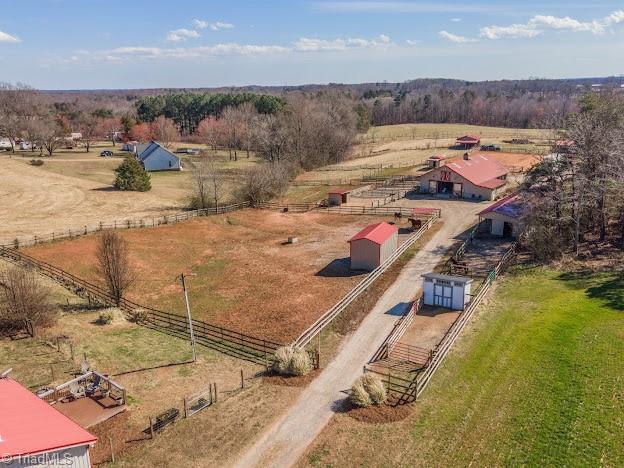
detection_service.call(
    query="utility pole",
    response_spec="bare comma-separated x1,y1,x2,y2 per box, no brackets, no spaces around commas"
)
180,273,197,363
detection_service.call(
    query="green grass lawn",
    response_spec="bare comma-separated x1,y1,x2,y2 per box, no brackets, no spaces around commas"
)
304,266,624,467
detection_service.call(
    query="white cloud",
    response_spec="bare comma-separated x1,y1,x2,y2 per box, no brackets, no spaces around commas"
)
0,31,20,43
438,30,477,43
166,28,200,43
405,39,421,46
451,18,462,22
105,43,288,61
293,34,391,51
210,22,235,31
480,10,624,40
192,19,208,29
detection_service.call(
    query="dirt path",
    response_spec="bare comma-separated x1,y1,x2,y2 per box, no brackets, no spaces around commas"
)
233,199,484,468
0,159,179,242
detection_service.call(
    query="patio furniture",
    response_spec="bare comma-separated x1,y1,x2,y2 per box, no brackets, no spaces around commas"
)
85,374,102,397
69,382,85,400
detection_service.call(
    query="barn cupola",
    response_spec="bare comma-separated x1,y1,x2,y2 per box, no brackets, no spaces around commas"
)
463,152,470,160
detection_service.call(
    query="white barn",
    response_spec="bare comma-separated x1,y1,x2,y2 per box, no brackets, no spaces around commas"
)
349,222,398,271
0,376,97,468
421,273,473,310
136,141,181,172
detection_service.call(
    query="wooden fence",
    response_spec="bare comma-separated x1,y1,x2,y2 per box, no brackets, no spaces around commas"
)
377,242,517,406
1,203,250,249
293,211,440,348
0,246,285,365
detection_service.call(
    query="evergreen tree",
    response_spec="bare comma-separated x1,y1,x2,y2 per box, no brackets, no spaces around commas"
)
114,158,151,192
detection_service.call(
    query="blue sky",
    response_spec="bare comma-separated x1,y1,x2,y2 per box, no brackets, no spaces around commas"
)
1,0,624,89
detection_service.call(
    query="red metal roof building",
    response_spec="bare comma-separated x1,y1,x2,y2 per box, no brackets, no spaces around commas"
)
478,192,526,237
348,222,399,271
455,135,481,148
0,377,97,466
328,188,353,206
419,153,509,200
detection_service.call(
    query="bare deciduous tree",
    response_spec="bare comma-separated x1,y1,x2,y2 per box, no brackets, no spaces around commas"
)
192,153,224,209
150,116,179,149
96,231,134,305
1,267,53,336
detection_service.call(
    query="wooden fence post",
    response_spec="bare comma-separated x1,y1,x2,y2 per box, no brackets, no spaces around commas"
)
183,398,188,418
214,383,218,402
109,436,115,463
240,369,244,389
149,418,154,439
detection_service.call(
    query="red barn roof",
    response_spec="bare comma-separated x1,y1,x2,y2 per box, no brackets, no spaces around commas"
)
0,378,97,458
438,154,509,189
349,222,398,245
456,135,481,143
328,188,352,195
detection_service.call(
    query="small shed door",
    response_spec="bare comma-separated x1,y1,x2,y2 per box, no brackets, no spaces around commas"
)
433,283,452,308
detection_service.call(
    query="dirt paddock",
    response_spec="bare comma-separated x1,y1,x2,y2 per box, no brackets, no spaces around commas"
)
23,209,399,342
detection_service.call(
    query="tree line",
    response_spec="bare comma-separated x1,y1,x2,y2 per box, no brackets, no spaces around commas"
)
521,92,624,259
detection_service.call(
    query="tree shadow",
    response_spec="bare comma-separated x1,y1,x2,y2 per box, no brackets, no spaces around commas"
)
315,258,366,278
558,270,624,311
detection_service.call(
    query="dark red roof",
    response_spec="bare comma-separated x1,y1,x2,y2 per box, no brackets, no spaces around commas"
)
0,378,97,457
328,188,352,195
456,135,481,143
479,192,525,219
349,222,398,245
428,154,446,160
438,154,509,189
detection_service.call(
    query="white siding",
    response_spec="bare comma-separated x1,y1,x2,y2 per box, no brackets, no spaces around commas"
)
8,445,92,468
491,219,505,236
378,232,398,265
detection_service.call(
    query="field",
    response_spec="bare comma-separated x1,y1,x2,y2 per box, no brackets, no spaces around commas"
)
22,209,402,342
0,142,260,242
302,267,624,467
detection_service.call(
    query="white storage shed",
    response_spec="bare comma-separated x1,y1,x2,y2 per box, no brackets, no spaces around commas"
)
349,222,398,271
421,273,473,310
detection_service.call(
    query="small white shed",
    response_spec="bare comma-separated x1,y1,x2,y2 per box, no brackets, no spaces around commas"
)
349,222,398,271
421,273,473,310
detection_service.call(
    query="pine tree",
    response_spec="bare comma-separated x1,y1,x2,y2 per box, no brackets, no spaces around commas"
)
114,158,151,192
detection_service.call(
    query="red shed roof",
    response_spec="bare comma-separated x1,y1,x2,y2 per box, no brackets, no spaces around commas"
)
479,192,525,219
328,188,352,195
437,154,509,189
349,222,398,245
456,135,481,143
0,378,97,458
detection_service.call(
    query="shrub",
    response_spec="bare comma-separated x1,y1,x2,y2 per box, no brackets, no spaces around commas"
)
273,346,294,375
350,374,387,407
236,162,293,205
96,310,114,325
361,373,387,405
272,346,312,376
129,308,149,323
30,159,44,166
350,379,373,407
289,347,312,376
114,158,151,192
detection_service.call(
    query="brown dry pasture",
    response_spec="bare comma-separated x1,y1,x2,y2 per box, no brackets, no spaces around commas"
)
23,209,395,342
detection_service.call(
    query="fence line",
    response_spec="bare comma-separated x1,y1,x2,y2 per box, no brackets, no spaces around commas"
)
293,211,440,348
1,203,250,249
0,246,284,365
384,242,517,405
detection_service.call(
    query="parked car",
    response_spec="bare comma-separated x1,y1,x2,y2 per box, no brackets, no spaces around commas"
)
100,150,113,157
175,148,200,155
480,144,501,152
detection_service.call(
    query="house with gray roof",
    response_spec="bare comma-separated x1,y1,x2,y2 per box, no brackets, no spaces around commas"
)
136,141,181,172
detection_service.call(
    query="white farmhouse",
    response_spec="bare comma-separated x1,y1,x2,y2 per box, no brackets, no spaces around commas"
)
136,141,181,172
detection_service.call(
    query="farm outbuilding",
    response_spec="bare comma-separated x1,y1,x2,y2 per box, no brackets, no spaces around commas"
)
427,154,446,168
328,188,352,206
0,376,97,467
455,135,481,149
478,192,526,238
419,153,509,201
422,273,473,310
136,141,181,172
349,222,398,271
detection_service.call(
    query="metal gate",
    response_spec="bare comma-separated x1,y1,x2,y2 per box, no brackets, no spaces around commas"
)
433,284,452,308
